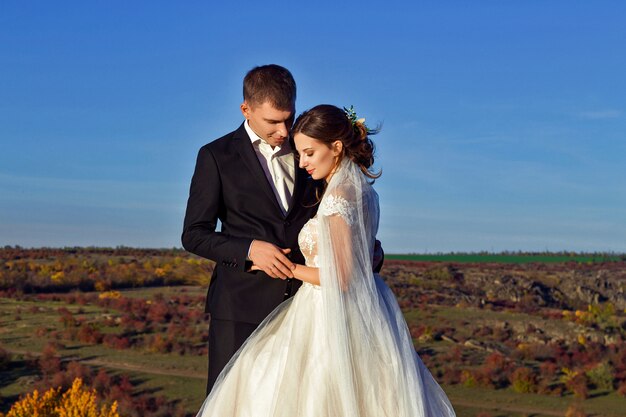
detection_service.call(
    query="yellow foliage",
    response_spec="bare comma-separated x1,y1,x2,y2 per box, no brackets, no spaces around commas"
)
56,378,119,417
3,387,60,417
560,367,580,385
460,370,476,388
569,303,619,329
98,291,121,300
3,378,119,417
51,271,65,283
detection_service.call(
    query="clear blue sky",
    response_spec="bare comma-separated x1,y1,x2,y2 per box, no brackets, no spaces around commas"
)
1,1,625,252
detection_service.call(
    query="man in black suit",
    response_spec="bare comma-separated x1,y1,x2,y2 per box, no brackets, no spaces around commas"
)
182,65,320,393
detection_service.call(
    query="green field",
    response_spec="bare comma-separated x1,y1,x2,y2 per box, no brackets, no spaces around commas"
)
387,253,626,264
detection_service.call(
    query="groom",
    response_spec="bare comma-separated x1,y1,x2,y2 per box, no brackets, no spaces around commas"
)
182,65,321,393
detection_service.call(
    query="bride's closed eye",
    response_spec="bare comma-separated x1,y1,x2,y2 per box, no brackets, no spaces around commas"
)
294,151,314,161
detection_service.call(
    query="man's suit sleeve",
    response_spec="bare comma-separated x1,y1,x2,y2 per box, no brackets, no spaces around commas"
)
182,146,251,272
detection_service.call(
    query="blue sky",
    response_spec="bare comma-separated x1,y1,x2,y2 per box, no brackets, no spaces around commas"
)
1,1,625,252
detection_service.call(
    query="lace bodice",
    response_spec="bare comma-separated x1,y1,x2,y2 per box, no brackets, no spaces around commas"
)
298,216,319,267
298,194,357,269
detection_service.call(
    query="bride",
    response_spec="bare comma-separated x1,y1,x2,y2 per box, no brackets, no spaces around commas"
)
196,104,456,416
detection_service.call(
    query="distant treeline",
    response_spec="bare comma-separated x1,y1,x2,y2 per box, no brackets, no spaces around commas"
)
1,245,188,259
387,251,626,264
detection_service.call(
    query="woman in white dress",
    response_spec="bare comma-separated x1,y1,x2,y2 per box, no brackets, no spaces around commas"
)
196,104,456,417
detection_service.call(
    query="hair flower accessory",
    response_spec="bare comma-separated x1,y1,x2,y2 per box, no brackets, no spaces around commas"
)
343,105,367,129
343,105,379,141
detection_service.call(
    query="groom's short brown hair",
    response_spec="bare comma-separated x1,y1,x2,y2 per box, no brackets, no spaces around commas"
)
243,64,296,111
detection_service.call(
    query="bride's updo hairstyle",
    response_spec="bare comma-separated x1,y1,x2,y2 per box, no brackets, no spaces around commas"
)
292,104,381,180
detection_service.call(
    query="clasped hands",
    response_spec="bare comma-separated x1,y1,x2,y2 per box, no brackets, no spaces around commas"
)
248,239,385,279
248,240,295,280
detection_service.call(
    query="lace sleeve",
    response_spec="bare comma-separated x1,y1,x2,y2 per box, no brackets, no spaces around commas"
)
319,194,356,225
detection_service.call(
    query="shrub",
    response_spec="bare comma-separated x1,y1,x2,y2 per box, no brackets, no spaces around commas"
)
103,335,130,350
572,303,619,330
510,367,537,393
471,353,512,389
539,361,559,380
439,366,462,385
77,324,103,345
585,362,614,391
461,370,477,388
2,378,119,417
423,265,454,281
39,344,61,377
568,374,589,399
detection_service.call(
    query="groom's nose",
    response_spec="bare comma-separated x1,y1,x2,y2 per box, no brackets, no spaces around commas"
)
275,123,288,138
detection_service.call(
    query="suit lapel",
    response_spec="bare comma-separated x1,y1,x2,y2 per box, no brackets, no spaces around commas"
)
233,124,286,215
286,165,309,219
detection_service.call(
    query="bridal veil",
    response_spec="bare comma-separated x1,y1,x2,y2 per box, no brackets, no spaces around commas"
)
315,158,456,416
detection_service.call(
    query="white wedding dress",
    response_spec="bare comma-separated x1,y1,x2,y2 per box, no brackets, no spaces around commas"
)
196,160,456,417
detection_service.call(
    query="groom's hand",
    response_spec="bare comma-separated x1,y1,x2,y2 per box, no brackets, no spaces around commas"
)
249,240,294,279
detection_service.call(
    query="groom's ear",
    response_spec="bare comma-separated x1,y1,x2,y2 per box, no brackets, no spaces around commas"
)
240,102,250,119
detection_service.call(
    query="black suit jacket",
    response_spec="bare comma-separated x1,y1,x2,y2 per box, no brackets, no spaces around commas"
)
182,123,320,324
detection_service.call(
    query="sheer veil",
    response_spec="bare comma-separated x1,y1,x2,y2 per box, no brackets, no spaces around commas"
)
316,158,456,416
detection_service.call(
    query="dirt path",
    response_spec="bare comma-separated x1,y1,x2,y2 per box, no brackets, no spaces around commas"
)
81,357,205,379
450,397,566,416
5,347,206,379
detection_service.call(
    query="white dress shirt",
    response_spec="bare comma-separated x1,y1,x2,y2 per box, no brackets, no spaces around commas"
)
244,120,295,215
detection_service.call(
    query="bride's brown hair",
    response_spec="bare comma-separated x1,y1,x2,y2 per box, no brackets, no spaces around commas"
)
292,104,381,180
